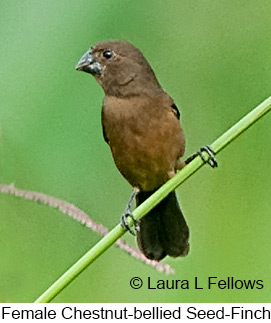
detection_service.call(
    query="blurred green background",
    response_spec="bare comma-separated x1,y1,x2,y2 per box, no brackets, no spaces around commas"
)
0,0,271,303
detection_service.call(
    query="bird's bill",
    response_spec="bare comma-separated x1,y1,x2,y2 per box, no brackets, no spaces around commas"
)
75,50,102,75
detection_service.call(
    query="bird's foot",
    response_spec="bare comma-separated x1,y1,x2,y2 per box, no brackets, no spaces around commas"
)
120,210,139,236
198,145,218,168
185,145,218,168
120,188,139,235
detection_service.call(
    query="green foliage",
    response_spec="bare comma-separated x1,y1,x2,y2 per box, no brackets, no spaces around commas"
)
1,0,271,302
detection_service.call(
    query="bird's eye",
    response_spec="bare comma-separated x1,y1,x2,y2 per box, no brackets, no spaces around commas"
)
103,50,113,59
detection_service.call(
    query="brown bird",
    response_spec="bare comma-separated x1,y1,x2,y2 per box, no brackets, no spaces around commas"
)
76,40,190,261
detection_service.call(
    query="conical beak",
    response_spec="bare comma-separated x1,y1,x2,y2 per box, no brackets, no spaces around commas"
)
75,50,102,75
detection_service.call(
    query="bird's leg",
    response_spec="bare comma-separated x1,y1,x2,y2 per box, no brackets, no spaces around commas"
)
120,187,140,235
185,145,218,168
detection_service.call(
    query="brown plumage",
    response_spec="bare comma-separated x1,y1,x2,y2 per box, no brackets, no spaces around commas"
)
76,40,189,261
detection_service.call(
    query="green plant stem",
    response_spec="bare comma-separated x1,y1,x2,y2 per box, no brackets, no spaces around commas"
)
34,96,271,303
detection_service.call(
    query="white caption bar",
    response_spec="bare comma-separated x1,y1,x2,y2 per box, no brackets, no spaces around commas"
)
1,303,270,322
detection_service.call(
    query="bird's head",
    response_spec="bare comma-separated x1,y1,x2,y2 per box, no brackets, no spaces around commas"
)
76,40,162,97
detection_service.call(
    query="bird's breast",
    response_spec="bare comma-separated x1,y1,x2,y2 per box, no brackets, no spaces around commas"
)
102,95,185,191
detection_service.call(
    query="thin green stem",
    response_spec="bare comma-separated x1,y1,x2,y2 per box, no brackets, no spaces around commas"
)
34,96,271,303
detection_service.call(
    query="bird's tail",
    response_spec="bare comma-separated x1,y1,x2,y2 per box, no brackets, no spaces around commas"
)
136,190,189,261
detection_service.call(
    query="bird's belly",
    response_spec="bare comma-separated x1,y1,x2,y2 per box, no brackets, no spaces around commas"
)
109,126,181,191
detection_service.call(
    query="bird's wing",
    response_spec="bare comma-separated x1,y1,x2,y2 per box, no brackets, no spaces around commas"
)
171,103,180,120
101,104,109,144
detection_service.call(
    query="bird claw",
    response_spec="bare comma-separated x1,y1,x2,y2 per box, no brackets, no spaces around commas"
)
120,211,139,236
185,145,218,168
120,188,139,235
197,145,218,168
